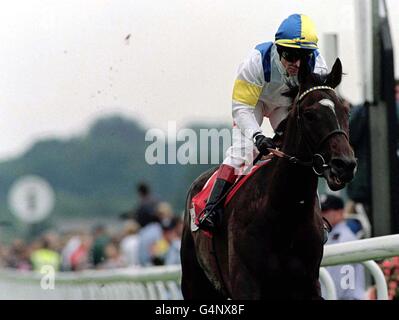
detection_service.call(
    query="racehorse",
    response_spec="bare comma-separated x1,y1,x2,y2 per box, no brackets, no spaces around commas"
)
180,58,357,299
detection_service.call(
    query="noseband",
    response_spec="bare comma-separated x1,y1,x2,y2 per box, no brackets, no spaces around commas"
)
269,85,349,176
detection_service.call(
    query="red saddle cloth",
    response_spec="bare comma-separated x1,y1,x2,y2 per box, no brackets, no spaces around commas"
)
192,160,271,228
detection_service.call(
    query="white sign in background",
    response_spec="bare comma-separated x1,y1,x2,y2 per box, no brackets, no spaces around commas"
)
7,175,55,223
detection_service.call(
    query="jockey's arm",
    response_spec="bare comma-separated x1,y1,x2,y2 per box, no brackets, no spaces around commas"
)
231,49,265,140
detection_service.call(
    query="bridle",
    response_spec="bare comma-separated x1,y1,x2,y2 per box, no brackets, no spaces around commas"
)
269,85,349,176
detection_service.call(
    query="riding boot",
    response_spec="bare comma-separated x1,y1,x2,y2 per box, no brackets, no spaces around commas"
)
198,164,236,231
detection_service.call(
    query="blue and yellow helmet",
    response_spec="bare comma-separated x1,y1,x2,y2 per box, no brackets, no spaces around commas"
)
275,14,318,50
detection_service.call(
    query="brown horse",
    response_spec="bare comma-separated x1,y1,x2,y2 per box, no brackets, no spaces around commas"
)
180,58,356,299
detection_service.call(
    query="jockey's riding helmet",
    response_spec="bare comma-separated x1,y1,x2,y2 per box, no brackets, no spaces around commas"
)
275,14,319,50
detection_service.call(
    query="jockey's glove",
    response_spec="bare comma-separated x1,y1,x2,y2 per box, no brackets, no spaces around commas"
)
253,132,276,155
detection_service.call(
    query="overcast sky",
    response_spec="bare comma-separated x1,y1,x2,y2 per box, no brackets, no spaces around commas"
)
0,0,397,159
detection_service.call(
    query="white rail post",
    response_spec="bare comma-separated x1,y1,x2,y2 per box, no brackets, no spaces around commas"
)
319,267,337,300
362,260,388,300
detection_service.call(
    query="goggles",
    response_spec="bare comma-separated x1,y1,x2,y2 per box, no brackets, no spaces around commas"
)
278,47,313,62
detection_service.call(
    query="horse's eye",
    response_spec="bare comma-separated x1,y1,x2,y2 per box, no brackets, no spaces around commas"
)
303,111,317,122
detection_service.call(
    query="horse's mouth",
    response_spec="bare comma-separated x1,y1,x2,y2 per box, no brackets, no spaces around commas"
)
323,169,346,191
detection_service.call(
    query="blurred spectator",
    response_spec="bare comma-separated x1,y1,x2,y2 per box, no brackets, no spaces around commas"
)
90,224,111,267
6,239,31,271
69,234,92,271
344,200,371,239
98,240,126,269
137,215,162,266
320,194,366,300
156,202,175,226
137,201,175,266
61,233,82,271
30,235,61,272
150,209,183,266
121,182,160,228
120,220,141,267
150,232,170,266
346,100,372,227
161,217,182,265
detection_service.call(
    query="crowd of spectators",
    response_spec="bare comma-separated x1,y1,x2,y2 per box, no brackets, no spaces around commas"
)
0,183,183,272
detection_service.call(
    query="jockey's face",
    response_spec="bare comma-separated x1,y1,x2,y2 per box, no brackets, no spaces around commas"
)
278,46,313,76
281,56,301,76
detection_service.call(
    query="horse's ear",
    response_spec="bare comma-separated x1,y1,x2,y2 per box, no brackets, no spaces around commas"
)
326,58,342,88
298,57,311,84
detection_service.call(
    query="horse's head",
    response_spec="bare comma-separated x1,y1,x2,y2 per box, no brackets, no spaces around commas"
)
287,58,357,191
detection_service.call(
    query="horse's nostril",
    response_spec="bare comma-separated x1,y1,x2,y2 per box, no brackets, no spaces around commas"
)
330,158,357,179
331,158,346,170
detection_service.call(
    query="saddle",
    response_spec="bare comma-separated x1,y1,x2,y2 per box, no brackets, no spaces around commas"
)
191,159,271,234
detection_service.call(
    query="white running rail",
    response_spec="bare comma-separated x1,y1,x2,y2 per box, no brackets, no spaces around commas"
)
0,265,182,300
320,234,399,300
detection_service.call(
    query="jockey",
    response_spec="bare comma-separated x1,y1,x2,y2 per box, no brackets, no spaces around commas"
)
198,14,329,231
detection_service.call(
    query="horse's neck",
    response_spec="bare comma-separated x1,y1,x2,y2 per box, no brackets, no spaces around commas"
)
269,159,318,214
267,128,319,215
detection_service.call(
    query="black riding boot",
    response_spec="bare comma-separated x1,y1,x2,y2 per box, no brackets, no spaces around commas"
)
198,165,236,231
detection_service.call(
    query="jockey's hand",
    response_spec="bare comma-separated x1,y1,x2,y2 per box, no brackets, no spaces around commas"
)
253,133,276,155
